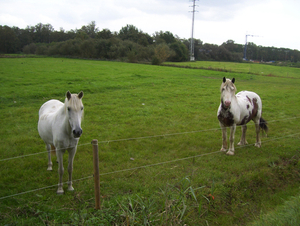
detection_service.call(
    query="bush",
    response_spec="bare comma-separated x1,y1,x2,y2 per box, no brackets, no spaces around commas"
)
23,43,37,54
151,56,161,65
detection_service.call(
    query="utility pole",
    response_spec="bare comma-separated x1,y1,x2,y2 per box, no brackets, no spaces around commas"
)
190,0,198,61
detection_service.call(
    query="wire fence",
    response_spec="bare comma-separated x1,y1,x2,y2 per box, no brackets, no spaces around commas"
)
1,116,299,162
0,118,299,201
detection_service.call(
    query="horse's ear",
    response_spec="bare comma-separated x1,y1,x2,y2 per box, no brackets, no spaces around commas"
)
78,91,84,99
223,77,226,83
232,78,235,84
66,91,72,100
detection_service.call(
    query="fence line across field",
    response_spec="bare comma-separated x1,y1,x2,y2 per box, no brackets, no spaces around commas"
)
0,131,299,201
1,116,299,162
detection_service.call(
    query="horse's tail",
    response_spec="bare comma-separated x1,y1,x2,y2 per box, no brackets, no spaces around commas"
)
260,117,268,134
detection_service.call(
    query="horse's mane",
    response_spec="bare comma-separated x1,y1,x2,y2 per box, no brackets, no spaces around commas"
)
220,79,237,93
64,94,83,111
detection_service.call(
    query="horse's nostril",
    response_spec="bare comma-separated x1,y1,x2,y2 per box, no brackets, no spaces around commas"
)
73,129,82,137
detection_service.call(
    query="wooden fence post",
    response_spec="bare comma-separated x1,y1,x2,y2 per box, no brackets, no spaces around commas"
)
92,139,100,209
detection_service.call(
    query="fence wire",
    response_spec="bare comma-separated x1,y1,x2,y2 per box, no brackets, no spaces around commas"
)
0,131,299,201
1,116,299,162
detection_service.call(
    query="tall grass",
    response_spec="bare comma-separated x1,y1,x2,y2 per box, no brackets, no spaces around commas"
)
250,195,300,226
0,57,300,225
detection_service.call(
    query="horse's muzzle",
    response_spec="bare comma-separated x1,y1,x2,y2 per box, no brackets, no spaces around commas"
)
224,100,231,107
73,129,83,138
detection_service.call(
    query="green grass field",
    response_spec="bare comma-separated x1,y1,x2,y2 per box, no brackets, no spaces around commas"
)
164,61,300,78
0,57,300,225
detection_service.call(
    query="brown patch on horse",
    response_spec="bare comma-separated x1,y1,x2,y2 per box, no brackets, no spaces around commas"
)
246,96,252,104
239,115,249,125
252,98,258,117
218,109,235,127
238,98,259,125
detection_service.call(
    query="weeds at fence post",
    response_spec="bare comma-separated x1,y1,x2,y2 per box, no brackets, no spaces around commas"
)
92,139,100,209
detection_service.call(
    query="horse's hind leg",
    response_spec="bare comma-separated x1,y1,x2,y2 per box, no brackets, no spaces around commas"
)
238,125,248,146
46,144,53,171
254,120,261,148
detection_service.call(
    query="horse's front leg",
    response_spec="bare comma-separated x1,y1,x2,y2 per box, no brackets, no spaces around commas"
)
238,125,248,146
67,146,77,191
227,124,236,155
56,150,64,194
220,123,227,152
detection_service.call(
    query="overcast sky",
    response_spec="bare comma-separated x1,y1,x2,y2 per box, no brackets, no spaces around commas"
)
1,0,299,50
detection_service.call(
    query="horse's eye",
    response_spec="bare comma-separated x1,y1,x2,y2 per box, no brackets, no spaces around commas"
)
67,107,71,111
81,106,84,111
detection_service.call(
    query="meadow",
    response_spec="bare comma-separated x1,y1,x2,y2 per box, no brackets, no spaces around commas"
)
0,57,300,225
164,61,300,78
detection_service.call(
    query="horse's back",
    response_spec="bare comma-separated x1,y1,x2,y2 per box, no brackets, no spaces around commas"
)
39,99,64,117
236,91,262,108
236,90,262,123
38,100,64,144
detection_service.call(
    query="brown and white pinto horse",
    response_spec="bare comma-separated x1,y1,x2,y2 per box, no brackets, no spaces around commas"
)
217,77,268,155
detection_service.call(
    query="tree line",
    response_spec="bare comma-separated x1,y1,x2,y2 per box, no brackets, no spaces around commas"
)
1,21,299,64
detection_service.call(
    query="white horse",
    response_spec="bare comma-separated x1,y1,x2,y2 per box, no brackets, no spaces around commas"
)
217,77,268,155
38,91,84,194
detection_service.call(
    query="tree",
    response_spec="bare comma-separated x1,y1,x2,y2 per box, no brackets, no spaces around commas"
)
33,23,54,43
80,21,99,38
153,43,172,64
0,25,17,53
169,41,188,62
118,24,140,42
97,29,113,39
221,40,243,53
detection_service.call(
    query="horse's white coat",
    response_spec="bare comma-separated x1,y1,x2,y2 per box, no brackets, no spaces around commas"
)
217,78,267,155
38,91,84,194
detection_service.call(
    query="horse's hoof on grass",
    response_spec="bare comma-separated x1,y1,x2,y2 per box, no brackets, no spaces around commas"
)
57,189,64,195
226,150,235,155
68,187,75,192
254,143,261,148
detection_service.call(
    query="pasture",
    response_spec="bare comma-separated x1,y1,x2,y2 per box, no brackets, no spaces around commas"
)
0,57,300,225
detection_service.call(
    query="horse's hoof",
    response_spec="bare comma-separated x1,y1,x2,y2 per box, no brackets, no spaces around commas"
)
47,167,52,171
226,150,235,155
238,141,248,146
68,186,75,191
255,143,261,148
57,188,64,195
220,148,227,152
